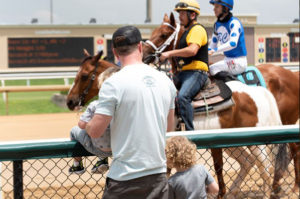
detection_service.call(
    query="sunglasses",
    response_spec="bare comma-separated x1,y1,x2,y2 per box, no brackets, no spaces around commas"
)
175,2,189,9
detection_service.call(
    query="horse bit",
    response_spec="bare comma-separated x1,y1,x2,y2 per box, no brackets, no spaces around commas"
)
144,22,181,67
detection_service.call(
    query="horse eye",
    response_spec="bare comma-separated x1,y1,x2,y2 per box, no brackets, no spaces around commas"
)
161,34,168,39
81,74,89,81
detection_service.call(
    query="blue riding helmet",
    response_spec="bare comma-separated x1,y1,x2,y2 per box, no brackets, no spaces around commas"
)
209,0,233,10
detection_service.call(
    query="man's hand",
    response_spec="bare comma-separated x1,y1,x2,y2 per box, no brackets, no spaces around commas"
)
159,51,170,62
208,49,215,56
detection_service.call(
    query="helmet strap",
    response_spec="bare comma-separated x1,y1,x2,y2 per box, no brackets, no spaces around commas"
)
185,11,196,28
217,6,230,21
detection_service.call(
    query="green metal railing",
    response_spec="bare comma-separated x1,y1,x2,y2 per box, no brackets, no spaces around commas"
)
0,125,299,199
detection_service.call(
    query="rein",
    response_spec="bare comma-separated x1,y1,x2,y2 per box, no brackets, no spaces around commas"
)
144,22,181,66
79,60,98,106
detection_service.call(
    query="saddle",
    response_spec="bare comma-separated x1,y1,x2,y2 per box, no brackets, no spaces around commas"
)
190,66,267,115
192,78,234,115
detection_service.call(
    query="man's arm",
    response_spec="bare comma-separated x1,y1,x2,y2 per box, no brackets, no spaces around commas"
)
160,43,200,61
167,109,175,132
86,114,112,138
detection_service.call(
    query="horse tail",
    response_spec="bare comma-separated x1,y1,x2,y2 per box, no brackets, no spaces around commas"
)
273,143,291,180
275,143,290,171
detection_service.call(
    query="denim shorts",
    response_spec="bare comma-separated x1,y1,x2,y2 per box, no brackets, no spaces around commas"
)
70,126,112,158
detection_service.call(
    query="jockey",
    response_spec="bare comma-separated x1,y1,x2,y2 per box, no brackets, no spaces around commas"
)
160,0,209,130
208,0,247,80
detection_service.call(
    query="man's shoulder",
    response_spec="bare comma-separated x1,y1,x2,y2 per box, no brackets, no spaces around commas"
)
191,23,207,32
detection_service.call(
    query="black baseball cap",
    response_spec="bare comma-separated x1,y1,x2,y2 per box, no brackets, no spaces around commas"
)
112,26,142,48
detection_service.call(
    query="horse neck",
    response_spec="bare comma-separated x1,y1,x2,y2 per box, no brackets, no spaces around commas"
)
96,60,116,75
168,26,184,72
175,26,185,49
167,25,184,51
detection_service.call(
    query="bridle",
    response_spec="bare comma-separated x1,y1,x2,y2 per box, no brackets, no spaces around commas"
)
78,59,98,107
144,22,181,67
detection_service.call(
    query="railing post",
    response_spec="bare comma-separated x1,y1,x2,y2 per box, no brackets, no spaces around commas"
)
13,160,23,199
4,92,8,115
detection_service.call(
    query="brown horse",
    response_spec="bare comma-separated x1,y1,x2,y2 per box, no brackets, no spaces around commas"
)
66,49,117,110
142,13,299,198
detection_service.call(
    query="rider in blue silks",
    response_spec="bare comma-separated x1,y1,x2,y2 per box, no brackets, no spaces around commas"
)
208,0,248,81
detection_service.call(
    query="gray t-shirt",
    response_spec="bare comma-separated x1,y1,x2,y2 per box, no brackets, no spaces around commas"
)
168,164,215,199
96,63,177,181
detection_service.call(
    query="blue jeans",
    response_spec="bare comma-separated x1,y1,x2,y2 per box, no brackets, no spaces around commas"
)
70,126,112,158
176,70,208,130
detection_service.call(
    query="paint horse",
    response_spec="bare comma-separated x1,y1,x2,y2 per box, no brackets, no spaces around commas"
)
142,12,298,198
68,51,281,198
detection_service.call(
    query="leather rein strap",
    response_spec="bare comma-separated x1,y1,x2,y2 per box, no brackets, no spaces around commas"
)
79,61,98,106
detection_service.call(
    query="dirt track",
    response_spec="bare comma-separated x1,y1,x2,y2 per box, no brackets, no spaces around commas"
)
0,113,80,141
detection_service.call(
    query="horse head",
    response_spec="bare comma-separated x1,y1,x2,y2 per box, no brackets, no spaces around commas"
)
66,49,116,110
143,12,183,65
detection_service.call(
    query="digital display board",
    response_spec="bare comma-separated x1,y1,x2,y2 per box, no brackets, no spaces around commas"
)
265,38,281,63
289,33,299,62
8,37,94,67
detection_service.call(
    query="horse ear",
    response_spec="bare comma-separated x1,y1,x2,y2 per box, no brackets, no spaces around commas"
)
163,13,169,22
83,49,90,57
170,12,176,26
92,50,103,64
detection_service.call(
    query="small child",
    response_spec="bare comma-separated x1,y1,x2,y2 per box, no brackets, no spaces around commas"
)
165,136,219,199
69,67,120,174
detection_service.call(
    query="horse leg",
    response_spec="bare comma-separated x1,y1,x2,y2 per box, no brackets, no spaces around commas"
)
247,145,271,198
224,147,254,198
289,143,300,193
211,148,226,199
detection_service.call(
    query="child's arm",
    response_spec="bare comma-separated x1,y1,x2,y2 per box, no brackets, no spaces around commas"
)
78,101,97,129
206,181,219,194
78,120,88,129
204,165,219,194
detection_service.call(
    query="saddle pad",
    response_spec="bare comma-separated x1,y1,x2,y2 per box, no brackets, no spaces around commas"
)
193,79,232,102
236,66,267,88
194,98,235,115
194,81,220,100
192,95,224,108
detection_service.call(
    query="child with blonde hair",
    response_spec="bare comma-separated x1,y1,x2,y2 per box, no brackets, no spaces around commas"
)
69,67,120,174
165,136,219,199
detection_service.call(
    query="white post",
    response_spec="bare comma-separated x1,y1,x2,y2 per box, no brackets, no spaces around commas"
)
1,80,6,102
64,78,69,85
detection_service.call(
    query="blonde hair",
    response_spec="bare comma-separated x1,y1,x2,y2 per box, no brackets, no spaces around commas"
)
165,136,197,170
98,67,120,89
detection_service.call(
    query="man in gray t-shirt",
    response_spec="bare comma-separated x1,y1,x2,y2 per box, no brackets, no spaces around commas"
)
86,26,177,199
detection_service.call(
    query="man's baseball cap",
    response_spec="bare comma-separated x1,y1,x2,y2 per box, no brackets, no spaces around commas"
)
112,26,142,48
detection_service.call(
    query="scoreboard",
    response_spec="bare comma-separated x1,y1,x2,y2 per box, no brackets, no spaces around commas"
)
8,37,94,68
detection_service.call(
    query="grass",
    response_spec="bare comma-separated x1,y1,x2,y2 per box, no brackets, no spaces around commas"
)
0,79,74,116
